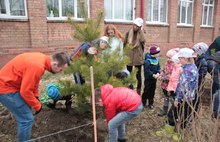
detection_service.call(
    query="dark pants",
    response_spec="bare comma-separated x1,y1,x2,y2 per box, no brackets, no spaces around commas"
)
207,60,220,117
127,65,142,89
73,73,85,85
168,100,194,129
142,79,157,106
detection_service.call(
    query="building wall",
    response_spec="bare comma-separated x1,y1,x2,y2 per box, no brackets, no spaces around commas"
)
0,0,220,68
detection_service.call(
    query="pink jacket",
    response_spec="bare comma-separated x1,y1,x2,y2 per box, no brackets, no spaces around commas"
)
167,63,183,92
100,84,141,123
159,60,175,90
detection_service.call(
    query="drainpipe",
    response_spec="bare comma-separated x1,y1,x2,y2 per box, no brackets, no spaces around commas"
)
140,0,144,19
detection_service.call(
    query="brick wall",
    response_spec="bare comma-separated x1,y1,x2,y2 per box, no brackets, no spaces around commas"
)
0,21,31,48
0,0,220,68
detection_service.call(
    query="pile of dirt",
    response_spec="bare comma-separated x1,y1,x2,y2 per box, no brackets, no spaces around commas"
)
0,103,107,142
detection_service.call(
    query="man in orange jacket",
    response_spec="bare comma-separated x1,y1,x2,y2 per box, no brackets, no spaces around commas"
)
0,52,69,142
95,84,143,142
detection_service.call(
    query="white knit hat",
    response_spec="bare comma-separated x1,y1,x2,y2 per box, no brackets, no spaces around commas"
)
177,48,196,58
100,36,109,44
192,42,208,56
133,18,143,27
166,48,180,58
171,54,180,63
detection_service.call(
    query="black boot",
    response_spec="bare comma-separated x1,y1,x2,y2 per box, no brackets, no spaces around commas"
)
64,96,72,113
158,106,168,116
46,100,57,109
118,138,126,142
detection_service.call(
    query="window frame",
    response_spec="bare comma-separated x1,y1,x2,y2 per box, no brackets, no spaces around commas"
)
177,0,194,26
146,0,168,25
201,0,214,27
104,0,135,23
46,0,90,21
0,0,28,20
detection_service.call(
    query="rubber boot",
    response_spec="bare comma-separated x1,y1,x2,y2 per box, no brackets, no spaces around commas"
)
118,139,126,142
64,96,72,113
47,100,57,109
158,106,168,116
156,124,174,137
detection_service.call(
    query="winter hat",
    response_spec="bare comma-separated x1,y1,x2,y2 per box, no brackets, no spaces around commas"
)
133,18,143,27
171,53,180,63
166,48,180,58
150,44,160,55
177,48,196,58
100,36,109,44
192,42,208,56
46,83,61,101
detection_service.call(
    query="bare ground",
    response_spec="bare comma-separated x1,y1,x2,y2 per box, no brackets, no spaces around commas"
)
0,64,220,142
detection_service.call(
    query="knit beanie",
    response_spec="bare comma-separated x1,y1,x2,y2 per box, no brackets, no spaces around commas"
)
192,42,208,56
171,53,180,63
150,44,160,55
46,83,61,101
166,48,180,58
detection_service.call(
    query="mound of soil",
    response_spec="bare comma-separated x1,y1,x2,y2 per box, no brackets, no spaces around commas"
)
0,103,107,142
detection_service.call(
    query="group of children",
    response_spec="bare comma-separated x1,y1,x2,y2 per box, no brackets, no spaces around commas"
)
143,42,213,141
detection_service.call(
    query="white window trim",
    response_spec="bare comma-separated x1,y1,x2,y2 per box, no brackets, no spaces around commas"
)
0,0,28,20
147,0,168,24
177,23,194,27
178,0,194,25
47,0,90,21
201,0,214,26
104,0,135,22
146,21,169,26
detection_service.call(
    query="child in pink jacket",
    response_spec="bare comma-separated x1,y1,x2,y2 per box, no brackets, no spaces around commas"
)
158,48,181,116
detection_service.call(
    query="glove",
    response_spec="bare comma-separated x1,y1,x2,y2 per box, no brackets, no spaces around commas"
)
34,106,42,115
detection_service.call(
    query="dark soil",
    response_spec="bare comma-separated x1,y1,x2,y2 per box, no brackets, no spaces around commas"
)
0,103,107,142
0,67,219,142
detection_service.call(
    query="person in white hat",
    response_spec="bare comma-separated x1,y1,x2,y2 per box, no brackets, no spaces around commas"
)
124,17,146,95
166,48,198,140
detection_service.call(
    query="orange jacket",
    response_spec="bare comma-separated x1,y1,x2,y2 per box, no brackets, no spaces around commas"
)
0,52,51,111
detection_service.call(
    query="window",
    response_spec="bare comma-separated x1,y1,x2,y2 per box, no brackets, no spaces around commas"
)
104,0,134,22
147,0,168,24
46,0,89,20
201,0,214,26
178,0,194,25
0,0,27,19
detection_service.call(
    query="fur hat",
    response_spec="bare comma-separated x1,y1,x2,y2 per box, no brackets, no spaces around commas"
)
150,44,160,55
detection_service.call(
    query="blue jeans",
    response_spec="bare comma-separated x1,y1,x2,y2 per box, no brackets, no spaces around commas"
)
0,92,34,142
108,103,143,142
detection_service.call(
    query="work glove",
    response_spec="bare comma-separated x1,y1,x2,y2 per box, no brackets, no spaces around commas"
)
34,105,42,115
